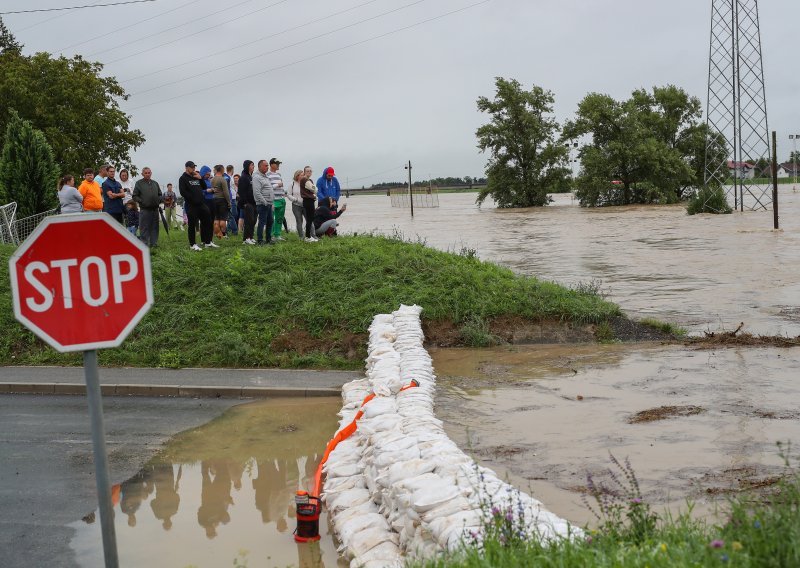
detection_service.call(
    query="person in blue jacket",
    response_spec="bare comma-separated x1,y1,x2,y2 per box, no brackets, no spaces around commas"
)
199,165,215,214
316,166,341,205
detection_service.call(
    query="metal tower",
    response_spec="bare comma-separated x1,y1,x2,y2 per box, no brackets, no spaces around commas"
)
704,0,771,211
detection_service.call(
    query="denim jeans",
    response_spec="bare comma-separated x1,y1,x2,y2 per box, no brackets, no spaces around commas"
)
227,199,239,235
256,203,273,243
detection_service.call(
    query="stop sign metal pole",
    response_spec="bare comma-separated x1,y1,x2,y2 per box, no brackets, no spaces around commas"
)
84,349,119,568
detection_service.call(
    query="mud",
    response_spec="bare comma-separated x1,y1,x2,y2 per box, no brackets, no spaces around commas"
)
432,343,800,526
627,405,706,424
69,398,347,568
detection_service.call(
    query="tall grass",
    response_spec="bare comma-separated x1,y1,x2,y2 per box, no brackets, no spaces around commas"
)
421,446,800,567
0,231,620,369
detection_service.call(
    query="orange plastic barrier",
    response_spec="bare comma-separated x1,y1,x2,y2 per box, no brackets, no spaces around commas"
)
311,380,419,499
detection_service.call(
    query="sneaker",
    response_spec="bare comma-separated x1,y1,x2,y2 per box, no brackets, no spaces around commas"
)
276,236,286,241
190,244,203,252
305,237,318,242
247,238,257,245
243,238,255,245
205,242,220,248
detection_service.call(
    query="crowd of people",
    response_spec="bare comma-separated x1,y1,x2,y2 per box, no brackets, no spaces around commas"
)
56,159,348,250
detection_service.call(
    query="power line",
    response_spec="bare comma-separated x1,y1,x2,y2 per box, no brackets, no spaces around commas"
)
55,0,203,53
130,0,428,96
15,0,109,32
348,166,407,183
1,0,157,15
129,0,490,111
121,0,383,83
98,0,288,62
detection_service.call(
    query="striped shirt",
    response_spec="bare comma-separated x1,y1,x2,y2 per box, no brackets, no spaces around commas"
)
267,170,285,199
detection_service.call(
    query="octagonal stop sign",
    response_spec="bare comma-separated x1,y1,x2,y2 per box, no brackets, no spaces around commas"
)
9,214,153,352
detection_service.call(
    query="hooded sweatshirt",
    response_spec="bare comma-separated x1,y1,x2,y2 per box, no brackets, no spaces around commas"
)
316,167,341,202
179,171,206,206
199,165,214,206
238,160,255,207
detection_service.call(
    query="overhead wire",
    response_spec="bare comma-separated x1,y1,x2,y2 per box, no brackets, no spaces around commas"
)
120,0,383,83
14,0,110,32
99,0,289,62
129,0,490,111
130,0,428,96
1,0,157,15
54,0,204,54
347,166,407,184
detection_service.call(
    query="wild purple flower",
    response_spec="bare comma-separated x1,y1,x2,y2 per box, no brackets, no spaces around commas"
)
506,511,514,522
491,506,500,516
585,535,593,545
753,520,762,529
630,498,643,504
721,554,729,562
710,540,725,549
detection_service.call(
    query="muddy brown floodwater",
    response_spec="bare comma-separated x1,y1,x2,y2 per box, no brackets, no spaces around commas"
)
69,398,347,568
432,343,800,525
343,190,800,335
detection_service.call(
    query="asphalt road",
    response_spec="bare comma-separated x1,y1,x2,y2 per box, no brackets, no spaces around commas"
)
0,394,240,568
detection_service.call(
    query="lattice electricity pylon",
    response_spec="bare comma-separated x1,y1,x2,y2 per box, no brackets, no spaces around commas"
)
704,0,772,211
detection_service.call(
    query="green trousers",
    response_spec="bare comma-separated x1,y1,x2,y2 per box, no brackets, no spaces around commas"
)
272,198,286,238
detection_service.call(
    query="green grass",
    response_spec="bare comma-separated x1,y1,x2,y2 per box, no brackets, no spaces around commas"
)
421,447,800,567
640,317,688,338
0,230,620,369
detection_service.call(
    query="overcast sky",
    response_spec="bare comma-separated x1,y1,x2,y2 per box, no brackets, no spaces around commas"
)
4,0,800,186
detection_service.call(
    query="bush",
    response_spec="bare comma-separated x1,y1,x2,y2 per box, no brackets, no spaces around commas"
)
687,185,733,215
0,110,58,216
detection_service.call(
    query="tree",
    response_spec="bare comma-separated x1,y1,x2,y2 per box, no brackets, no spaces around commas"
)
0,110,59,217
0,19,144,176
564,86,707,207
0,16,22,55
475,78,570,208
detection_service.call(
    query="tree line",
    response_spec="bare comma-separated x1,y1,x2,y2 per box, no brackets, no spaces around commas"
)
0,18,143,217
475,77,737,209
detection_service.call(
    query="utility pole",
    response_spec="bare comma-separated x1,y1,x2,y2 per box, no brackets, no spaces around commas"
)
405,160,414,217
791,134,799,191
772,131,779,229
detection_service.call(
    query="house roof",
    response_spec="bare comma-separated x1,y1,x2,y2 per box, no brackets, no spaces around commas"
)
727,160,756,169
780,162,800,174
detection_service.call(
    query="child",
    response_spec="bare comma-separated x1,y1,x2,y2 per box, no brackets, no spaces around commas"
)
126,200,140,236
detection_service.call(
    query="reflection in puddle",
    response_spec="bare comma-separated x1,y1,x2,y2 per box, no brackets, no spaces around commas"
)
69,398,345,568
433,343,800,526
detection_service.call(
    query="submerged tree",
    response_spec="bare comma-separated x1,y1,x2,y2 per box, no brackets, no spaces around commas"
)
0,110,59,216
0,18,144,175
475,78,570,208
564,85,708,207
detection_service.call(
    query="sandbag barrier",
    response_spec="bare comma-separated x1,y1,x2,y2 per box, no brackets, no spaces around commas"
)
318,305,578,567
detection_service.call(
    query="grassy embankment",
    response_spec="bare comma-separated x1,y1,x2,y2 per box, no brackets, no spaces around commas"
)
420,450,800,568
0,230,622,369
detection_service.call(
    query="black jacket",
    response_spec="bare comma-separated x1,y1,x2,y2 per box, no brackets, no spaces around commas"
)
238,160,255,207
314,197,344,229
179,171,205,206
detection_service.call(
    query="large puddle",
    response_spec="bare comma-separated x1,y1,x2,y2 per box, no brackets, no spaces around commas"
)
69,398,345,568
433,343,800,525
344,191,800,335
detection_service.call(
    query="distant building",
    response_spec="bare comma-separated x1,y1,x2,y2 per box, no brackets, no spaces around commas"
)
780,162,800,178
727,160,756,179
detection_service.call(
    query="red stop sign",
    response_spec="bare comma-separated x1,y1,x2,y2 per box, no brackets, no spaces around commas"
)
9,214,153,352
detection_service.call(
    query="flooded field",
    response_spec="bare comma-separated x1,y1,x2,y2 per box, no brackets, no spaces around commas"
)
433,343,800,525
344,190,800,336
69,398,345,568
